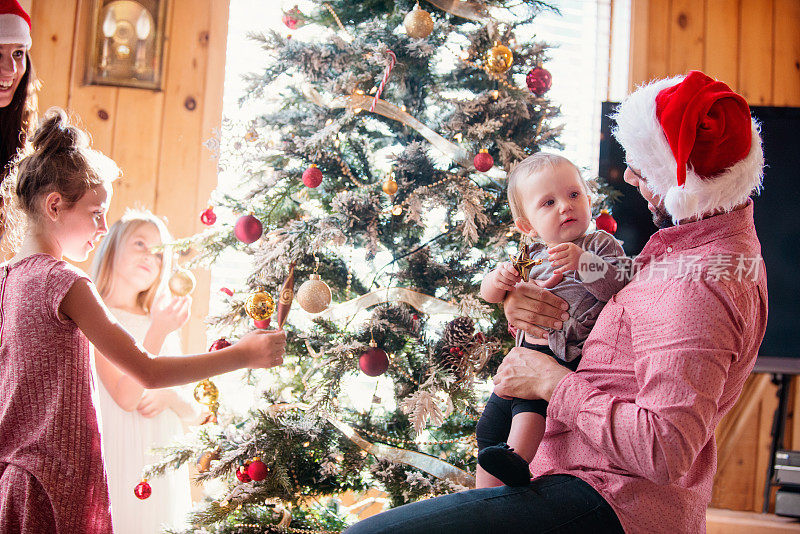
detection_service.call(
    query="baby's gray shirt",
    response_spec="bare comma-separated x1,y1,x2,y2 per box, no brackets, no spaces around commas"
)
516,230,631,362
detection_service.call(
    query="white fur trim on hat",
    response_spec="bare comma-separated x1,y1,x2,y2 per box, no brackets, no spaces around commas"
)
612,76,764,223
0,13,31,47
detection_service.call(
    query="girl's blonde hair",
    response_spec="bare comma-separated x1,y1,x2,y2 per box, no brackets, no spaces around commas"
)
90,209,173,314
506,152,585,221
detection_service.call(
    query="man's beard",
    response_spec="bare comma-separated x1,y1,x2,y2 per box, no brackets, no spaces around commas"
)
652,205,674,229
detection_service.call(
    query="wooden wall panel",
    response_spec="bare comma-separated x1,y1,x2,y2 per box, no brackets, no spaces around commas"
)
772,0,800,106
630,0,799,107
29,0,229,355
668,0,705,74
29,1,79,111
738,0,774,105
645,0,671,81
704,0,739,84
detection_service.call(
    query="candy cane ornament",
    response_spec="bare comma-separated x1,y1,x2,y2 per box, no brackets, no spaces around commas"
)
370,50,397,112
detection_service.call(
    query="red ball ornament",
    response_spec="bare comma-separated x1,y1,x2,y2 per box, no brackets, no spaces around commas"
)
247,460,269,481
473,149,494,172
209,338,231,352
526,66,552,96
236,466,252,483
134,480,151,500
359,346,389,377
282,5,303,29
254,318,271,329
234,214,263,244
595,209,618,235
302,164,323,188
200,206,217,226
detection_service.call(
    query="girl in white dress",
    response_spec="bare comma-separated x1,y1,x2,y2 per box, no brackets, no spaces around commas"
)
90,209,198,533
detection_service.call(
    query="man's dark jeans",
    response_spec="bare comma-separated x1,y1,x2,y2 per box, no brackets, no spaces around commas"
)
343,474,624,534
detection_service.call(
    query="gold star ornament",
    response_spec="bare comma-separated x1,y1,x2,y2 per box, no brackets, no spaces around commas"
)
512,243,543,282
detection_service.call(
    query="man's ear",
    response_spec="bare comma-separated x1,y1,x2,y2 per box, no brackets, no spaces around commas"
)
43,191,63,222
514,217,536,237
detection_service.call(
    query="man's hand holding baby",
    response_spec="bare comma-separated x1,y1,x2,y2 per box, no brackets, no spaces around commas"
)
548,242,583,274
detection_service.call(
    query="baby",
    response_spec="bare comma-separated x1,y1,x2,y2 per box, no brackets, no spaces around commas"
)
477,152,630,487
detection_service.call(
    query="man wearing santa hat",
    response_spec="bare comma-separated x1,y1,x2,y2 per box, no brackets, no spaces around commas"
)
346,71,768,534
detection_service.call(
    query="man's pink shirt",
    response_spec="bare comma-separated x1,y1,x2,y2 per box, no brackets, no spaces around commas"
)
531,201,768,533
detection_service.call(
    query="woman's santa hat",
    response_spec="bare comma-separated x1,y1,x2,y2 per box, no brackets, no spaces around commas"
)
612,70,763,223
0,0,31,48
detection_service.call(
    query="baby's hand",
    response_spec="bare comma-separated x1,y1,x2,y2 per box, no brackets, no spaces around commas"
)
235,329,286,369
493,261,522,291
548,243,583,274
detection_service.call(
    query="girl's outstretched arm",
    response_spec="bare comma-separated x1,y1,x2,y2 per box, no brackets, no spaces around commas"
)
94,296,191,412
61,279,285,389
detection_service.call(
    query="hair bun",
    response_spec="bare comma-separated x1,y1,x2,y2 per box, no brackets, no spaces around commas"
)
31,107,90,155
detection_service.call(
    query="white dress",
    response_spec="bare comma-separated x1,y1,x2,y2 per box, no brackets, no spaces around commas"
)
96,307,193,534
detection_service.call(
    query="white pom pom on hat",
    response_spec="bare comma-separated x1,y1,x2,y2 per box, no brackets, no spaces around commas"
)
612,70,764,223
0,0,31,48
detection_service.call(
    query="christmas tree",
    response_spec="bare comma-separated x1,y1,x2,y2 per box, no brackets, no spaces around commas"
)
149,1,576,531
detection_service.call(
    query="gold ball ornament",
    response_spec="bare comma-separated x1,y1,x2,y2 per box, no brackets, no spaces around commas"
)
485,43,514,74
404,5,434,39
296,274,332,314
245,288,275,321
168,268,196,297
193,379,219,409
382,177,398,196
196,450,220,473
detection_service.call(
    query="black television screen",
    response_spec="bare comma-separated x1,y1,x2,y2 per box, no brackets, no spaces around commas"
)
599,102,800,359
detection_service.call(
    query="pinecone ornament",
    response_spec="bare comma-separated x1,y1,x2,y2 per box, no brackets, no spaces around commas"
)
443,317,475,347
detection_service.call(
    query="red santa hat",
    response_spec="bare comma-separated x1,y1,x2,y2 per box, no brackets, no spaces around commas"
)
0,0,31,48
612,71,763,222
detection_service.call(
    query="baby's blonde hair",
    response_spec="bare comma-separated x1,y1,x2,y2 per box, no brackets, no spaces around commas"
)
90,209,172,314
507,152,585,222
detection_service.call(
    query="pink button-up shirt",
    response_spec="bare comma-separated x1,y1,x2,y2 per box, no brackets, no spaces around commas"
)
531,201,768,533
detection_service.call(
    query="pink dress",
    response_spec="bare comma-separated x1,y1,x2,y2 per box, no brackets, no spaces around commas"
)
0,253,113,533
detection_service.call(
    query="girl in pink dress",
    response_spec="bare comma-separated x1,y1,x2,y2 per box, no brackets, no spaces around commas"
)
0,108,287,533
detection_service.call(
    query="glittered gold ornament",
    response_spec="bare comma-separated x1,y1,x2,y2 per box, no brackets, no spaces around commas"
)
196,450,219,473
245,288,275,321
193,379,220,422
244,128,258,142
296,274,332,314
391,205,403,216
485,42,514,74
168,268,196,297
403,4,434,39
382,177,398,195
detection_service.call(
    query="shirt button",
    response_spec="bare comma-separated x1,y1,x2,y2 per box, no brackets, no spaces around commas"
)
666,246,673,253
